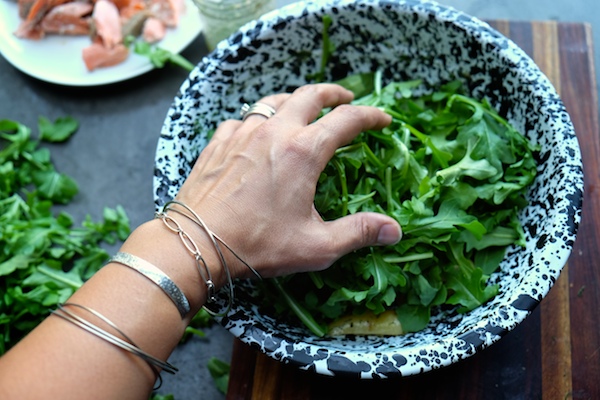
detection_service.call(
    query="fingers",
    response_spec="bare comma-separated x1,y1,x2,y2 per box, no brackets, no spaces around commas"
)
237,84,391,164
316,212,402,268
208,119,240,144
238,93,289,132
235,84,355,135
307,104,391,161
274,84,355,126
177,82,402,281
225,83,390,142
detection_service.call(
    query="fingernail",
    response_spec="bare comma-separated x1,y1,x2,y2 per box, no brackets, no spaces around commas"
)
377,223,402,245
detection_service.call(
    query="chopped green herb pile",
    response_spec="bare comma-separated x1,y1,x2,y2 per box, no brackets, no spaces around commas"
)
265,74,539,336
0,117,130,355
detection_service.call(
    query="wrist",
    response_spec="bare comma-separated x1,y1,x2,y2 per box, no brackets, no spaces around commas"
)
119,217,227,322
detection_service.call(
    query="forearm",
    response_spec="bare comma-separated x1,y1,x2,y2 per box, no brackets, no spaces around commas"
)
0,83,400,399
0,217,224,400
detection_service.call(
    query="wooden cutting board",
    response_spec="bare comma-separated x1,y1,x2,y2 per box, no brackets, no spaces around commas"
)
227,20,600,400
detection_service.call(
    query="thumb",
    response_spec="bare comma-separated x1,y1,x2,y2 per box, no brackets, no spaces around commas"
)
323,212,402,259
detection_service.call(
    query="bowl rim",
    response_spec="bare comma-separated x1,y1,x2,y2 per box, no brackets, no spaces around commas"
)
154,0,584,378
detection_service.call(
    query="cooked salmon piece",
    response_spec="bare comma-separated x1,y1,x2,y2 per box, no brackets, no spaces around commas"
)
40,2,93,35
91,0,122,48
14,23,45,39
82,42,129,71
147,0,184,28
118,0,147,21
110,0,133,10
17,0,36,20
14,0,71,38
13,0,186,72
142,16,165,43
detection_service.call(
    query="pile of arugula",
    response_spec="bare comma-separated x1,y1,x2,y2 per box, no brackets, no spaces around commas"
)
0,117,229,398
0,117,130,355
267,73,539,336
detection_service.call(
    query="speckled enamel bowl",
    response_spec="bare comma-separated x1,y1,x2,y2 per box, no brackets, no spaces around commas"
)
154,0,583,378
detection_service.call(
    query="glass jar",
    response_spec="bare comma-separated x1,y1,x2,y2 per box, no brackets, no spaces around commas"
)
193,0,276,51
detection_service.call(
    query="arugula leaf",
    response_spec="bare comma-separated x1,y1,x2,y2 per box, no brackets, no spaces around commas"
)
435,135,498,185
307,15,334,83
357,252,406,295
263,75,538,336
150,394,175,400
396,303,430,333
32,169,79,203
401,199,487,239
181,308,212,342
207,357,230,395
271,278,327,337
445,241,499,312
0,118,130,355
38,116,78,143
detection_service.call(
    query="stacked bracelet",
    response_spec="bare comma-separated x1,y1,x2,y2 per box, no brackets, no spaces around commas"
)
164,201,262,281
154,200,261,316
109,252,190,318
154,210,218,304
51,303,177,389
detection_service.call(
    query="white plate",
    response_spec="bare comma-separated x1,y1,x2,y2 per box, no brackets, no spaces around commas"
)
0,0,202,86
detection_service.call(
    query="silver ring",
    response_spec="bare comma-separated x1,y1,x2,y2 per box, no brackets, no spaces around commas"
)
240,102,276,121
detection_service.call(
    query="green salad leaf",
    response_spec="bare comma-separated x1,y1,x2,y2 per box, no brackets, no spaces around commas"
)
0,117,130,355
207,357,230,395
262,75,539,336
38,116,79,143
124,35,195,72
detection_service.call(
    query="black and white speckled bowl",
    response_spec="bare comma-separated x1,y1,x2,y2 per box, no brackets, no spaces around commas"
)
154,0,584,378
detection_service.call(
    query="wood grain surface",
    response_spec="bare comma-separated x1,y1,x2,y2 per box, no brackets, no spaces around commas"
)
226,21,600,400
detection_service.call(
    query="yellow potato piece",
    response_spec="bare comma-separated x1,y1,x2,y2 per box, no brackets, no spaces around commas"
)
328,310,403,336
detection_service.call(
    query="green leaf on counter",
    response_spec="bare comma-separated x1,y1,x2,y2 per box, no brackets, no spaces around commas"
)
149,394,175,400
181,308,213,342
38,116,78,143
0,117,130,355
207,357,230,395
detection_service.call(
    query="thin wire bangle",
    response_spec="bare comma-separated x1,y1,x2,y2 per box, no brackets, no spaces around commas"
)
166,204,262,280
52,304,163,379
155,211,216,302
163,201,234,316
50,305,169,388
51,303,178,386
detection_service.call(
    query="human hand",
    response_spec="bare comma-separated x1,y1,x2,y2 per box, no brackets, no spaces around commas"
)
175,83,402,279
